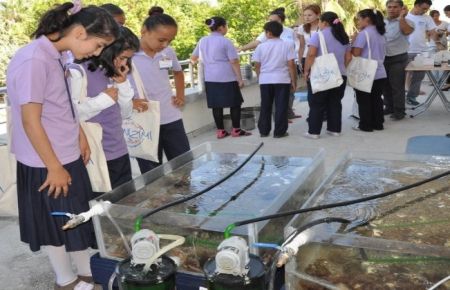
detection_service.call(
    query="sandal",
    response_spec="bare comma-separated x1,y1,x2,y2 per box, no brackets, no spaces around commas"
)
216,129,229,139
231,128,252,137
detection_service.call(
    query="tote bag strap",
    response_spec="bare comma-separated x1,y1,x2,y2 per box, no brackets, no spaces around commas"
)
364,31,372,60
318,31,329,55
131,61,148,100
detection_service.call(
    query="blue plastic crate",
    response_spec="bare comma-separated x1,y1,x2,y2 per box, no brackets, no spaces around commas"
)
91,253,118,290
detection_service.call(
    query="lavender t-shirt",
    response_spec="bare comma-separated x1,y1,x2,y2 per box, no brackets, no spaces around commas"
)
7,36,80,167
132,47,182,125
82,63,128,161
352,25,387,80
308,27,350,76
252,38,295,84
192,32,238,82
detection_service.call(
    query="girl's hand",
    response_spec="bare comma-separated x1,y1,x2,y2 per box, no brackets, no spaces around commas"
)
304,71,310,81
112,61,130,83
238,79,244,88
104,87,119,102
172,95,185,107
133,99,149,112
39,165,72,198
291,82,297,92
79,128,91,165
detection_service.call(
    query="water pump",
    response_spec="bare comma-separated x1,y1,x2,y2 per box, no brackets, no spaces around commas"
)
215,236,250,276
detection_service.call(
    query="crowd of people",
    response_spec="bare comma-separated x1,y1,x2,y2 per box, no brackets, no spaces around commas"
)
4,0,450,289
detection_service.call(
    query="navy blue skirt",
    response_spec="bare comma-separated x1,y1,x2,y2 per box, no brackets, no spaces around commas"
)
205,81,244,108
17,157,97,252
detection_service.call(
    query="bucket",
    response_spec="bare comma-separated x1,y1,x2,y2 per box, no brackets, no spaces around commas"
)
240,64,253,81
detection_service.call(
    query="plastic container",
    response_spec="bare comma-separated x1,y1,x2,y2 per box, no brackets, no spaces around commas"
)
284,151,450,289
92,142,325,277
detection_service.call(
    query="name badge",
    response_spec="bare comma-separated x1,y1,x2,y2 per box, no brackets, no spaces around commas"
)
159,59,173,70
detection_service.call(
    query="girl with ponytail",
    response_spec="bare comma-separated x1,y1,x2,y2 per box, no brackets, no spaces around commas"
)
191,17,251,139
7,2,119,289
352,9,387,132
303,11,352,139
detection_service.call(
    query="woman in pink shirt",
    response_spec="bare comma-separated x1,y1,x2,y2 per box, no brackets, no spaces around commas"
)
7,3,119,289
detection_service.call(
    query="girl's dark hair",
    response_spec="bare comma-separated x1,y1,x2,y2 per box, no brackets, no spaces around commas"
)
320,12,350,45
32,3,120,41
357,9,386,35
303,4,321,34
88,26,140,77
100,3,124,16
205,16,226,31
270,7,286,23
429,10,439,17
143,7,177,31
148,6,164,16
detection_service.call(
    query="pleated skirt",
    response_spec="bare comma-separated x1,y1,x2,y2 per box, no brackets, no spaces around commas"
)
17,157,97,252
205,81,244,108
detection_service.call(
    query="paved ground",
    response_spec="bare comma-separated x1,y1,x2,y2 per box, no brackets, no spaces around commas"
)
0,83,449,289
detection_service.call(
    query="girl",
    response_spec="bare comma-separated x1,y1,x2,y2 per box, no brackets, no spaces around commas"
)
132,7,191,174
100,3,126,26
70,26,140,191
191,17,251,139
303,12,352,139
6,3,119,289
352,9,387,132
297,4,321,72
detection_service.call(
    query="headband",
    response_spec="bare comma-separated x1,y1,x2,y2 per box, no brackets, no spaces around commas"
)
332,18,341,25
70,0,82,14
208,18,215,27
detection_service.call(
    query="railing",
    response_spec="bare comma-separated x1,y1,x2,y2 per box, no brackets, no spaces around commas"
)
0,87,6,125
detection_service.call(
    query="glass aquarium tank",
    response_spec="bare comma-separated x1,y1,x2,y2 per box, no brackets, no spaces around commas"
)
91,142,325,275
284,152,450,289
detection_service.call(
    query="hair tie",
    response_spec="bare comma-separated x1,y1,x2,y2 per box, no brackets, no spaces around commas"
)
373,9,377,15
70,0,83,14
332,18,340,25
208,18,215,27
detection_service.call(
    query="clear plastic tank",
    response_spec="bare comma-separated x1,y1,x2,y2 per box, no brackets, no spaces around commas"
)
91,142,325,275
285,152,450,289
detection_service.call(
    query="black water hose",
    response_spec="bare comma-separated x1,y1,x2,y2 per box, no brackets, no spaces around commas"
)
224,169,450,237
134,142,264,231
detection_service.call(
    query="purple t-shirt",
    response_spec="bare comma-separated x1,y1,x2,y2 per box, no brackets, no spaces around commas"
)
308,27,350,76
131,47,182,125
7,36,80,167
192,32,238,82
252,38,296,84
352,25,387,80
82,63,128,161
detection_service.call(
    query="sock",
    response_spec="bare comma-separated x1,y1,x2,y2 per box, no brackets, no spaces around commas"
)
45,245,77,286
69,250,92,277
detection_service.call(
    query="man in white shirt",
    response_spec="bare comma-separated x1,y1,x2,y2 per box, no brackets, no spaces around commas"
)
405,0,437,106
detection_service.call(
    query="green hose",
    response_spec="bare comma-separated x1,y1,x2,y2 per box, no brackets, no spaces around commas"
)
224,223,236,239
134,216,142,232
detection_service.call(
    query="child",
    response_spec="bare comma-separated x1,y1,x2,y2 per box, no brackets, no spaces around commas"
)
132,7,191,174
6,3,119,289
70,26,140,190
303,12,352,139
252,21,296,138
352,9,387,132
191,16,251,139
100,3,126,26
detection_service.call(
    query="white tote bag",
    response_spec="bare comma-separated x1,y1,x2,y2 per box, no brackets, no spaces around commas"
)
347,31,378,93
310,31,344,94
123,62,160,162
75,65,112,193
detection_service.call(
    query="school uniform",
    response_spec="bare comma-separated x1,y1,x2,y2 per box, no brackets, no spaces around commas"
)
252,38,295,137
298,25,319,70
69,63,133,190
192,32,243,129
131,47,190,174
6,36,96,252
353,25,387,132
257,26,297,119
307,27,349,135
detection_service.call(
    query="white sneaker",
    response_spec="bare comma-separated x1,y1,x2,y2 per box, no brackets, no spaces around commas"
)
327,131,341,137
352,125,361,131
304,132,320,139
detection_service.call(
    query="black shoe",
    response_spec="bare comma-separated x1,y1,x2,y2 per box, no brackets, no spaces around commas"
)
406,99,420,106
390,113,405,121
274,132,289,138
383,108,394,115
260,133,269,137
374,126,384,131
